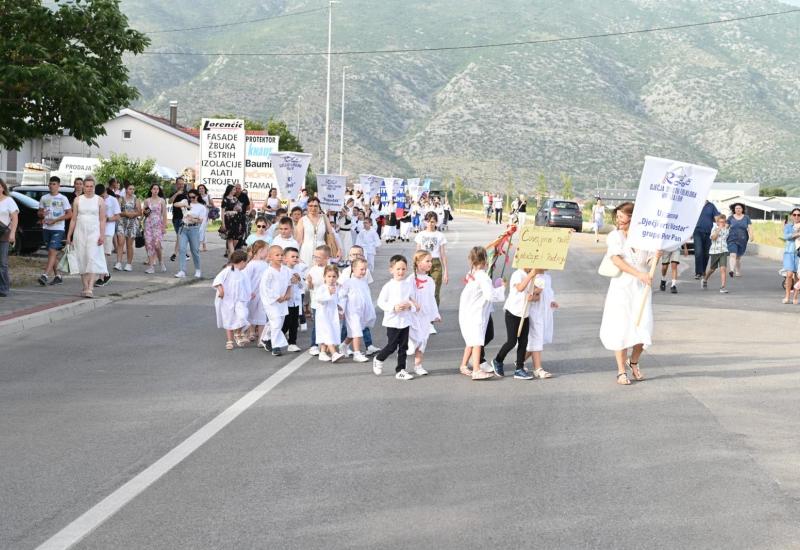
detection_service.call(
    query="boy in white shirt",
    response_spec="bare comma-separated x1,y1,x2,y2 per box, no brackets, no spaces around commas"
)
373,254,419,381
37,176,72,286
259,245,292,356
305,244,330,356
282,246,306,352
414,211,448,305
271,216,300,250
339,245,380,355
355,217,381,272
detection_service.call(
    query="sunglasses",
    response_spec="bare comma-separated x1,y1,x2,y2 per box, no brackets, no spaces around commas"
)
792,214,800,217
256,224,267,228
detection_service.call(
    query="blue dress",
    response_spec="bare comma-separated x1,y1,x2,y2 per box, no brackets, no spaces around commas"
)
783,223,798,272
727,215,751,255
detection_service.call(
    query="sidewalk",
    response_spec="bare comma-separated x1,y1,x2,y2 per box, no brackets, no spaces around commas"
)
0,232,227,337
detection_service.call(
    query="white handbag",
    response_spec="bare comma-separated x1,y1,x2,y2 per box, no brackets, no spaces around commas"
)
598,254,621,278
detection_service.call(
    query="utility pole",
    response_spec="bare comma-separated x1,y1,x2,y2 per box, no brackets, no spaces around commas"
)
339,66,349,175
323,0,339,174
296,94,303,142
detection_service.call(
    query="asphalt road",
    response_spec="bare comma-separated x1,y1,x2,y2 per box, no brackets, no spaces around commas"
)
2,217,800,549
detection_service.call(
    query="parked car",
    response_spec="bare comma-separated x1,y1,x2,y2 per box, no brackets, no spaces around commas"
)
8,185,76,255
534,199,583,232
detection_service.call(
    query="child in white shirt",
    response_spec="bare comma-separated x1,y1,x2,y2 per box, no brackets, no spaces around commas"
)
491,267,538,379
282,247,306,352
374,254,419,381
341,258,376,362
339,245,380,355
313,265,345,363
305,245,330,356
407,250,440,376
458,246,505,380
355,217,381,272
259,245,293,356
243,241,269,343
525,270,558,379
271,216,300,250
415,211,448,305
213,250,251,350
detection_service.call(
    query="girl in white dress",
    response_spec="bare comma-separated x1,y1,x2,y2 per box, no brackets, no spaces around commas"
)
243,241,269,343
525,270,558,379
213,250,251,350
408,250,440,376
598,202,660,385
66,177,107,298
458,246,506,381
313,265,345,363
341,258,376,362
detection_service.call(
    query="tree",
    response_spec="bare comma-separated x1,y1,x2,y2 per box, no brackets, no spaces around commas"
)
0,0,150,150
560,173,575,199
454,176,466,209
535,174,548,207
94,153,161,197
760,187,787,197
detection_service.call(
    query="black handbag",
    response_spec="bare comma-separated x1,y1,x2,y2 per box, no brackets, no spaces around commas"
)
135,231,145,248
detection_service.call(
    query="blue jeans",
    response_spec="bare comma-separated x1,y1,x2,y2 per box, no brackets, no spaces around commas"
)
179,225,201,273
0,241,9,295
693,229,711,276
339,323,373,347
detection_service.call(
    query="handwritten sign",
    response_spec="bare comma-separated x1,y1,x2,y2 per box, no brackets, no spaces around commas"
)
512,226,572,270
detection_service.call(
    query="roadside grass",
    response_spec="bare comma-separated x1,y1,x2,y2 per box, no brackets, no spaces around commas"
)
752,221,784,248
10,256,47,286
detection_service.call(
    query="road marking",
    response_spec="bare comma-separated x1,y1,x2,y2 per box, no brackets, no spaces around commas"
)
36,353,311,550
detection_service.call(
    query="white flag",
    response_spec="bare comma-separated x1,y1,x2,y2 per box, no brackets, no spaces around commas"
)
270,152,311,202
407,178,421,200
358,174,381,200
317,174,348,213
627,156,718,252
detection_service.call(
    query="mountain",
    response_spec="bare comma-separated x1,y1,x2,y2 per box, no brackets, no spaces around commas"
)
120,0,800,193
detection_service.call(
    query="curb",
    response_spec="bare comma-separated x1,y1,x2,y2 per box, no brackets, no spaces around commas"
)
0,277,197,338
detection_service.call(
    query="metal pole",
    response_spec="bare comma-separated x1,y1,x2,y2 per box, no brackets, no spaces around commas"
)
323,1,336,174
339,66,347,174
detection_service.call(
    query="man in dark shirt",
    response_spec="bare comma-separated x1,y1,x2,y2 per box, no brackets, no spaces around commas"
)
693,200,720,278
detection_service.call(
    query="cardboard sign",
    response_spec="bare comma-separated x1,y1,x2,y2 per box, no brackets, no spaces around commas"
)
512,226,572,270
627,156,718,252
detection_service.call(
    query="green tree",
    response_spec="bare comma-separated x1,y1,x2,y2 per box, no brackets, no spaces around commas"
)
535,174,548,207
94,153,161,197
560,173,575,199
454,176,466,209
759,187,787,197
0,0,150,150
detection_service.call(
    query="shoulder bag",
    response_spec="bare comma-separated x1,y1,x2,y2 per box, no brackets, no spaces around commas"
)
598,254,621,278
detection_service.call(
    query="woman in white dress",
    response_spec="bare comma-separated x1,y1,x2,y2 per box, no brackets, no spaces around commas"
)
66,175,107,298
295,197,335,267
599,202,660,385
591,198,605,243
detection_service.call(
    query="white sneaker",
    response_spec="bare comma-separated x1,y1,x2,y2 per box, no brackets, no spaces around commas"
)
308,345,320,356
372,357,384,375
338,343,349,357
366,345,381,356
160,263,167,273
353,352,369,363
480,361,493,373
287,344,301,353
144,266,155,274
299,322,308,332
194,270,202,278
113,262,123,271
429,325,437,334
395,369,414,381
413,366,429,376
330,352,344,363
174,271,186,278
319,351,331,362
124,263,133,272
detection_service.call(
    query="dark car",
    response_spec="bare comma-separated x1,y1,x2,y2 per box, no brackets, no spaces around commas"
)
534,199,583,232
9,185,76,255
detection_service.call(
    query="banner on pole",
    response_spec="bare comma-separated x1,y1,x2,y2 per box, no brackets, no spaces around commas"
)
243,135,279,203
270,152,312,203
357,174,381,201
512,226,572,270
407,178,421,201
316,174,347,212
627,156,717,252
199,118,246,198
382,177,400,205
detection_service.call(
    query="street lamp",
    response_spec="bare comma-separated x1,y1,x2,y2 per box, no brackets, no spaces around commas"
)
296,94,303,142
323,0,340,174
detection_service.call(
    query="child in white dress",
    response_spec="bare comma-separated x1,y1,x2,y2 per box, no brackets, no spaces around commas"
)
408,250,440,376
259,245,292,356
313,265,345,363
212,250,251,350
243,241,269,343
525,269,558,379
458,246,505,380
355,217,381,272
341,258,376,362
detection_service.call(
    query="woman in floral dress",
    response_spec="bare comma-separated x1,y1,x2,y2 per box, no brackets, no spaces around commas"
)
143,183,168,274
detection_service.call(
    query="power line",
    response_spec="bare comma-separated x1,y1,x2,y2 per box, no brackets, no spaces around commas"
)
137,7,800,57
141,6,327,34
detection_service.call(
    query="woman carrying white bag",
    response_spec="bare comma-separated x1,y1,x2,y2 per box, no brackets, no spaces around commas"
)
66,176,107,298
598,202,661,386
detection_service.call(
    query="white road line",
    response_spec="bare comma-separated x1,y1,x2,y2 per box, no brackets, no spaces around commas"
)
36,353,311,550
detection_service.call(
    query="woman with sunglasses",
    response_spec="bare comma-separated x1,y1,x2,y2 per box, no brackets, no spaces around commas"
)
197,184,211,252
295,197,335,268
246,216,271,247
174,191,207,279
781,208,800,303
599,201,661,386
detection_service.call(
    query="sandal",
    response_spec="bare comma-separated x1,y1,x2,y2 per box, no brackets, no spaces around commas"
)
533,368,552,379
627,360,644,381
235,335,248,347
248,334,256,342
225,340,234,350
459,365,472,376
617,372,631,385
782,298,790,304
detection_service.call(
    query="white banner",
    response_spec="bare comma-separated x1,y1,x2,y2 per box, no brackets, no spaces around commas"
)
383,177,401,202
317,174,347,213
627,156,718,252
270,152,311,203
243,134,279,204
407,178,421,201
199,118,246,198
357,174,381,201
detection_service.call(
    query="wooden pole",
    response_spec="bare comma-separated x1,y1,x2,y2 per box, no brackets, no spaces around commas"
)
635,255,658,327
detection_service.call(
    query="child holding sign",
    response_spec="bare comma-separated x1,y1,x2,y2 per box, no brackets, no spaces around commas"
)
525,269,558,379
